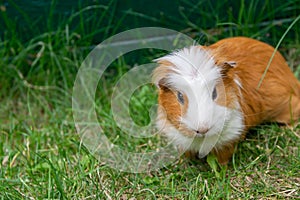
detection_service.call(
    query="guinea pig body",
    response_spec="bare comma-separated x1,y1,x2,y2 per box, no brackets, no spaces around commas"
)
153,37,300,164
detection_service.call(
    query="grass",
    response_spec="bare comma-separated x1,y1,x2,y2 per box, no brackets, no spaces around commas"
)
1,0,300,199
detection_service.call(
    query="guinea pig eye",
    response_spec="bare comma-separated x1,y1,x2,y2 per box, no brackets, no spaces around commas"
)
177,91,184,104
212,87,217,100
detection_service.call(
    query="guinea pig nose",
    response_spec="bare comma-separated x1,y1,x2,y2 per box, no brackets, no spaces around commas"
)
195,127,209,135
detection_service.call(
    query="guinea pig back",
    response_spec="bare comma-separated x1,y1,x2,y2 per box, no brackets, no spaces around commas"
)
208,37,300,126
152,37,300,164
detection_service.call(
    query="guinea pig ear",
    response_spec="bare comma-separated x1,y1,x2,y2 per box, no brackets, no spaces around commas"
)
152,59,174,91
152,73,171,91
157,78,171,91
218,61,237,75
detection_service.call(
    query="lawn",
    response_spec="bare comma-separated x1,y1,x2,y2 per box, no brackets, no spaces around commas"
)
0,0,300,199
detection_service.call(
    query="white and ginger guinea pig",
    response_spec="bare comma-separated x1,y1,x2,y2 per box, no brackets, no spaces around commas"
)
152,37,300,165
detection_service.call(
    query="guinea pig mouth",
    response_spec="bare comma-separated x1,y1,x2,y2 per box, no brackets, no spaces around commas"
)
194,132,205,138
177,123,213,138
194,128,209,136
178,127,209,138
193,124,221,138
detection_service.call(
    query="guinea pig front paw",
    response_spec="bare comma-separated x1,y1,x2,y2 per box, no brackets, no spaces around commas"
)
183,150,198,160
212,144,236,165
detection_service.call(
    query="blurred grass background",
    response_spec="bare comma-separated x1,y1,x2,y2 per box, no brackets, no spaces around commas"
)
0,0,300,199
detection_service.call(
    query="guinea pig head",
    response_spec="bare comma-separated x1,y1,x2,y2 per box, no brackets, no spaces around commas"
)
153,46,240,139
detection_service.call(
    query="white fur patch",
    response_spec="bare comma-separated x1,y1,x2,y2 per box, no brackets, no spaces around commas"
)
155,46,244,157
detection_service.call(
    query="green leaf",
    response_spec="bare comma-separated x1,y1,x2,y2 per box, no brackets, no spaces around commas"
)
206,154,220,178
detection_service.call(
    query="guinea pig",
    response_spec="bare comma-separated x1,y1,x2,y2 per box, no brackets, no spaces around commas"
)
152,37,300,165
